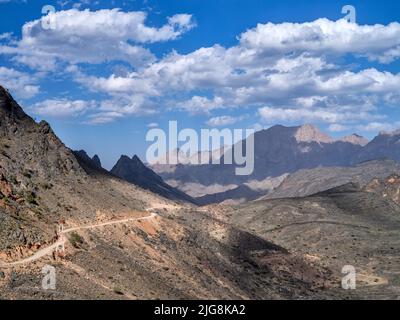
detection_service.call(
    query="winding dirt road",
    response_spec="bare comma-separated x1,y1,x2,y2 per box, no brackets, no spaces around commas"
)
0,211,157,268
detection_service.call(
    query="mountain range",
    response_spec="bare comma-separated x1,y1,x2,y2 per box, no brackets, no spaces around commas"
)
66,120,400,207
151,124,400,204
68,121,400,207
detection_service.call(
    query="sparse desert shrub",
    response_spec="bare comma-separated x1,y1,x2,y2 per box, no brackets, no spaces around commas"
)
25,191,38,205
69,232,84,248
9,175,17,185
22,170,32,178
31,207,44,219
40,182,52,190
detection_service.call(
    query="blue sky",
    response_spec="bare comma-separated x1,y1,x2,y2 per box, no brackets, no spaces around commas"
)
1,0,400,168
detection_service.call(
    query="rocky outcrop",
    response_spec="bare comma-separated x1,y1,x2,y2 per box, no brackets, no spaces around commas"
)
364,174,400,205
111,155,197,204
91,154,102,168
294,123,333,143
73,150,105,174
339,134,369,146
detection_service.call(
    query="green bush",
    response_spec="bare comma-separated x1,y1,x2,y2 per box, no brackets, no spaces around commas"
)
3,197,10,205
69,232,84,248
9,175,17,184
25,192,38,205
22,170,32,178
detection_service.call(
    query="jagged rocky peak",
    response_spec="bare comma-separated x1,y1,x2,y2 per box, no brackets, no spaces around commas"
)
0,85,18,114
75,150,90,159
111,154,196,203
113,154,154,177
115,154,137,167
74,150,102,169
0,85,85,182
131,154,145,167
91,154,102,168
339,134,369,146
294,124,333,143
0,85,35,129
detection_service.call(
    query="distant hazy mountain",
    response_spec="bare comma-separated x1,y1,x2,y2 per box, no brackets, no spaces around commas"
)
238,124,365,180
152,124,371,204
356,130,400,163
338,134,369,146
111,155,197,204
154,124,366,180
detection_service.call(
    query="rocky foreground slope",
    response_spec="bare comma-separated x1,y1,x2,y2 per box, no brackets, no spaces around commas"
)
0,86,340,299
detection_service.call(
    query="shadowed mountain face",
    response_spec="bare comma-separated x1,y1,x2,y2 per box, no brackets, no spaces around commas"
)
91,155,102,168
196,185,265,206
73,150,103,171
111,155,197,204
242,124,362,179
72,149,122,183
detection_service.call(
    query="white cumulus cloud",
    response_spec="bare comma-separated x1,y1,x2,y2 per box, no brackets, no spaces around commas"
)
0,9,195,70
240,18,400,63
0,66,40,99
206,115,243,127
31,99,97,118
